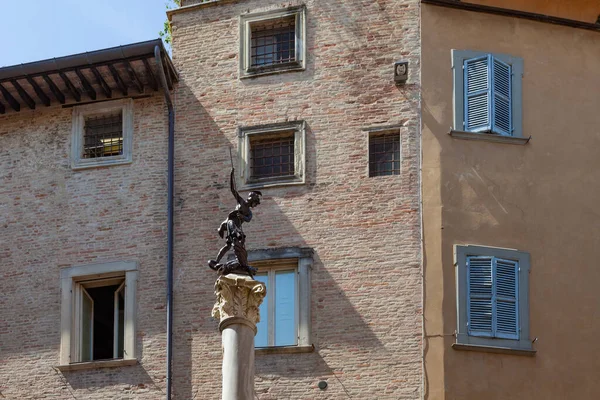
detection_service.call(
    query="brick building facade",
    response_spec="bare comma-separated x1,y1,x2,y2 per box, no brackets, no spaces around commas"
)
0,1,422,399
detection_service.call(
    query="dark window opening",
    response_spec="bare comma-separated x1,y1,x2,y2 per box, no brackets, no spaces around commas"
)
83,112,123,158
250,16,296,67
85,282,125,361
250,132,295,180
369,132,400,177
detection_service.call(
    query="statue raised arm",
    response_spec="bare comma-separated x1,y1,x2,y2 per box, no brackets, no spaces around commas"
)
229,168,243,205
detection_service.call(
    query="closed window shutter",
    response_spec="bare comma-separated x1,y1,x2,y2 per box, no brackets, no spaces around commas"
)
491,58,512,136
464,55,492,132
495,258,519,339
467,255,520,340
467,256,494,337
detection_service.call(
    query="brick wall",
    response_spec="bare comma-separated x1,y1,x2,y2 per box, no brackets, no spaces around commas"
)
170,0,422,399
0,1,422,399
0,97,170,399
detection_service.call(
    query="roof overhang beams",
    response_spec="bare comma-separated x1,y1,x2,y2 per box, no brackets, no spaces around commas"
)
0,39,178,115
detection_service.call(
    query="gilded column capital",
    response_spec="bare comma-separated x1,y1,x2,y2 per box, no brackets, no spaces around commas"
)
212,273,267,332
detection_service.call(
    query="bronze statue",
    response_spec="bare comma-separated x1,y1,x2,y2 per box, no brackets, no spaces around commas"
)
208,167,262,277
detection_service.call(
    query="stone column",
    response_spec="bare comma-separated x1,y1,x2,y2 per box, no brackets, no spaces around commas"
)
212,273,266,400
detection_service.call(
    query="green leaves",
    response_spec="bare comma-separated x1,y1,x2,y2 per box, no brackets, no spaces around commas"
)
159,0,182,47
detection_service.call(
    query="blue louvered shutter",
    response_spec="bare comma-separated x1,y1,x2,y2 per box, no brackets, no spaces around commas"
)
467,256,494,337
495,258,519,339
491,58,512,136
464,55,491,133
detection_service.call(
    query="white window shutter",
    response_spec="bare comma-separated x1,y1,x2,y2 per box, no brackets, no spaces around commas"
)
467,256,494,337
80,287,94,362
464,55,492,132
491,57,512,136
494,258,519,339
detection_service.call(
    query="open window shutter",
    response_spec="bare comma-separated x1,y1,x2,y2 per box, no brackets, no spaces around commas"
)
494,258,519,339
464,55,492,132
491,57,512,136
467,256,493,337
80,287,94,362
113,281,125,358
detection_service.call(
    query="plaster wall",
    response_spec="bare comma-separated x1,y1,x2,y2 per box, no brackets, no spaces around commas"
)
0,96,170,399
170,0,422,398
422,4,600,400
466,0,600,23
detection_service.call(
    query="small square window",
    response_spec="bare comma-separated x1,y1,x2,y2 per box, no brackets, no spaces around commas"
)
244,248,313,349
249,131,295,180
83,112,123,159
239,121,305,189
455,245,532,352
240,6,306,78
59,261,138,367
250,16,296,68
71,99,133,170
369,131,401,177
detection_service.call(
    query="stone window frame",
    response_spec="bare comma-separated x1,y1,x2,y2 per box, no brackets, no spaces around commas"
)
238,121,306,190
245,247,313,354
451,50,526,145
239,5,307,79
58,260,138,370
454,244,535,355
71,99,134,170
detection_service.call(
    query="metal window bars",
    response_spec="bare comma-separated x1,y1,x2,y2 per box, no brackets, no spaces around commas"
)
250,133,295,179
250,17,296,67
83,112,123,158
369,132,400,176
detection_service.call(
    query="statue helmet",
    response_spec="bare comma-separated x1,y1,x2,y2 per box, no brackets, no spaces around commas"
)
247,191,262,205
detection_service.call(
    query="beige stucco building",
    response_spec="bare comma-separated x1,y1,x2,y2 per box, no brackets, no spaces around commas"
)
0,0,422,398
422,1,600,399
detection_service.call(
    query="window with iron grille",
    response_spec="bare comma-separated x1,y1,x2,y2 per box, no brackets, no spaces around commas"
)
250,132,295,180
369,132,400,177
83,112,123,158
239,121,305,189
250,16,296,68
240,6,306,78
71,99,133,170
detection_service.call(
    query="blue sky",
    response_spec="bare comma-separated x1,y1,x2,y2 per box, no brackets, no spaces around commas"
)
2,0,171,67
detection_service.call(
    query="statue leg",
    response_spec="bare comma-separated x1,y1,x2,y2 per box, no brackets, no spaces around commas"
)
214,243,231,264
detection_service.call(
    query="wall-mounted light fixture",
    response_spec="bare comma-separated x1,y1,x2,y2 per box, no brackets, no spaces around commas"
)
394,60,408,85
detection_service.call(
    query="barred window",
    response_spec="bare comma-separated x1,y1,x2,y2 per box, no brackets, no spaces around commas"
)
250,132,295,180
240,6,306,78
71,99,133,170
369,132,400,177
239,121,305,189
83,112,123,158
250,16,296,68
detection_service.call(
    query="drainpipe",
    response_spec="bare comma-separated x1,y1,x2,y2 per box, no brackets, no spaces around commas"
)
155,45,175,400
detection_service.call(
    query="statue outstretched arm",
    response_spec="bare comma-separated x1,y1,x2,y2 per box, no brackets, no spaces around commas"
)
230,168,243,204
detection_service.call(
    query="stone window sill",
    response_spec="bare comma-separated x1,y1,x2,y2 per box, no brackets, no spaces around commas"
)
256,344,314,355
241,178,305,191
449,130,531,145
56,358,138,371
452,343,536,357
241,64,305,79
71,158,133,171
